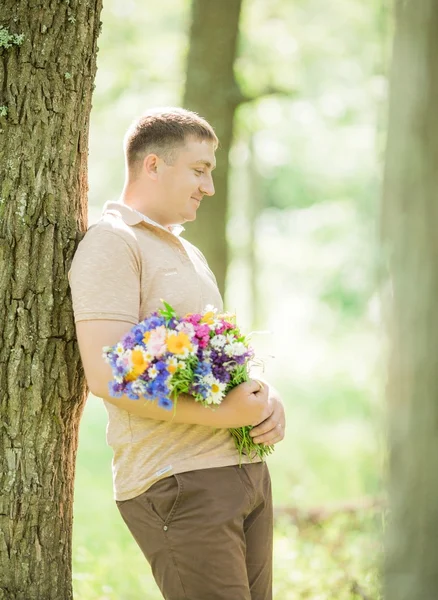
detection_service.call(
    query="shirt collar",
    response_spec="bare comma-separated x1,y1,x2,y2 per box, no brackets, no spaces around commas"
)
101,201,185,237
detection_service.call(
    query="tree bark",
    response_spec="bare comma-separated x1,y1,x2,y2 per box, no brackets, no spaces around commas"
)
183,0,242,297
382,2,438,598
0,2,102,598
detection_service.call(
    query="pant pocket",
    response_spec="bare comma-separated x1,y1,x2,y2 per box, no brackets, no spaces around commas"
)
143,474,183,526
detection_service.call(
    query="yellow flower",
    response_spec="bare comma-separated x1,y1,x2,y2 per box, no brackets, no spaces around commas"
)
166,332,192,355
126,349,149,380
200,311,215,325
143,331,151,344
166,357,179,374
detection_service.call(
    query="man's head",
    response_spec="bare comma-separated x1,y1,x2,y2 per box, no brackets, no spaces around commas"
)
122,108,218,227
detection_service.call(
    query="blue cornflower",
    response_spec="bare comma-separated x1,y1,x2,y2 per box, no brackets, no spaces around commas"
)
125,382,140,400
132,325,146,343
115,363,126,376
150,378,169,398
195,361,211,377
109,353,119,367
144,315,166,330
158,396,173,411
155,360,168,373
190,380,210,400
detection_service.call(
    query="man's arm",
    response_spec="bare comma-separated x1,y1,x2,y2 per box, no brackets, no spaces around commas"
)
76,319,274,429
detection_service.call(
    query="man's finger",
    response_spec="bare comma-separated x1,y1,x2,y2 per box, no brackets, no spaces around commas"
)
247,378,263,394
251,423,284,444
253,431,283,445
250,417,276,437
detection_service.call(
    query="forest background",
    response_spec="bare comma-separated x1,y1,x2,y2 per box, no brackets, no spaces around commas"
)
73,0,389,598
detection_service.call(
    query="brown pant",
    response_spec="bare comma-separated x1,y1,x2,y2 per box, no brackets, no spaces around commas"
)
116,463,273,600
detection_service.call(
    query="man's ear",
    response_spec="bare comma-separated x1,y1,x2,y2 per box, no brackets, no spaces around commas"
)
143,153,161,180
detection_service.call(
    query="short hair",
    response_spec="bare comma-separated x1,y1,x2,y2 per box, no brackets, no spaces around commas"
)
124,107,218,175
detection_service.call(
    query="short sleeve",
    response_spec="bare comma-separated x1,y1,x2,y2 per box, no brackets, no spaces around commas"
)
69,225,140,324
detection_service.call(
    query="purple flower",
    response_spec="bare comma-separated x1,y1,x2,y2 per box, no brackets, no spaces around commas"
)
108,381,124,398
121,332,137,349
235,354,248,365
212,365,231,384
167,317,178,330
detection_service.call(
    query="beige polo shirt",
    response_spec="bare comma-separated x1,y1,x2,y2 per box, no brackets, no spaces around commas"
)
69,201,256,501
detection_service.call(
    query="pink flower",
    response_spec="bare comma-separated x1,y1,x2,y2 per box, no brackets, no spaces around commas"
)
147,326,167,357
185,314,202,325
195,324,210,338
215,321,234,335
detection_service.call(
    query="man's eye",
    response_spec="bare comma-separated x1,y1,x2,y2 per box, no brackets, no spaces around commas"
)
194,169,204,175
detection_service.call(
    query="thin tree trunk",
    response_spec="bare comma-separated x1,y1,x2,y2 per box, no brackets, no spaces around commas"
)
183,0,242,297
382,2,438,598
0,2,102,598
248,135,262,330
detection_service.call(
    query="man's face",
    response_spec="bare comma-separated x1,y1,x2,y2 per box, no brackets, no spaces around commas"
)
157,136,216,224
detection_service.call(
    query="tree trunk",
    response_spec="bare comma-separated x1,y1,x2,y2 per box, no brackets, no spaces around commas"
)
0,2,102,598
248,135,262,330
382,2,438,598
183,0,242,297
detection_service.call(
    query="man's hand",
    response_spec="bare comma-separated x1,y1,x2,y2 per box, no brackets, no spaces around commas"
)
249,382,286,446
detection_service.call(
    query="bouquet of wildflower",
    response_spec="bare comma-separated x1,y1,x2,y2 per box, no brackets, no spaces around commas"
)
103,300,273,461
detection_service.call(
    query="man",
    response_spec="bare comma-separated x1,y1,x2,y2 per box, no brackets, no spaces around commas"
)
70,108,285,600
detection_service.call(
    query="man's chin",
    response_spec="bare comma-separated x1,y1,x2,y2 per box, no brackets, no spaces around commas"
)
179,211,197,223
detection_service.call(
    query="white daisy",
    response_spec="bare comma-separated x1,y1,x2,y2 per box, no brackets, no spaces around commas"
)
148,366,158,379
210,335,227,349
202,373,227,405
224,342,247,357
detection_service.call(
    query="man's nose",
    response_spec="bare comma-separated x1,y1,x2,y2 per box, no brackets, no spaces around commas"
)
201,175,215,197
